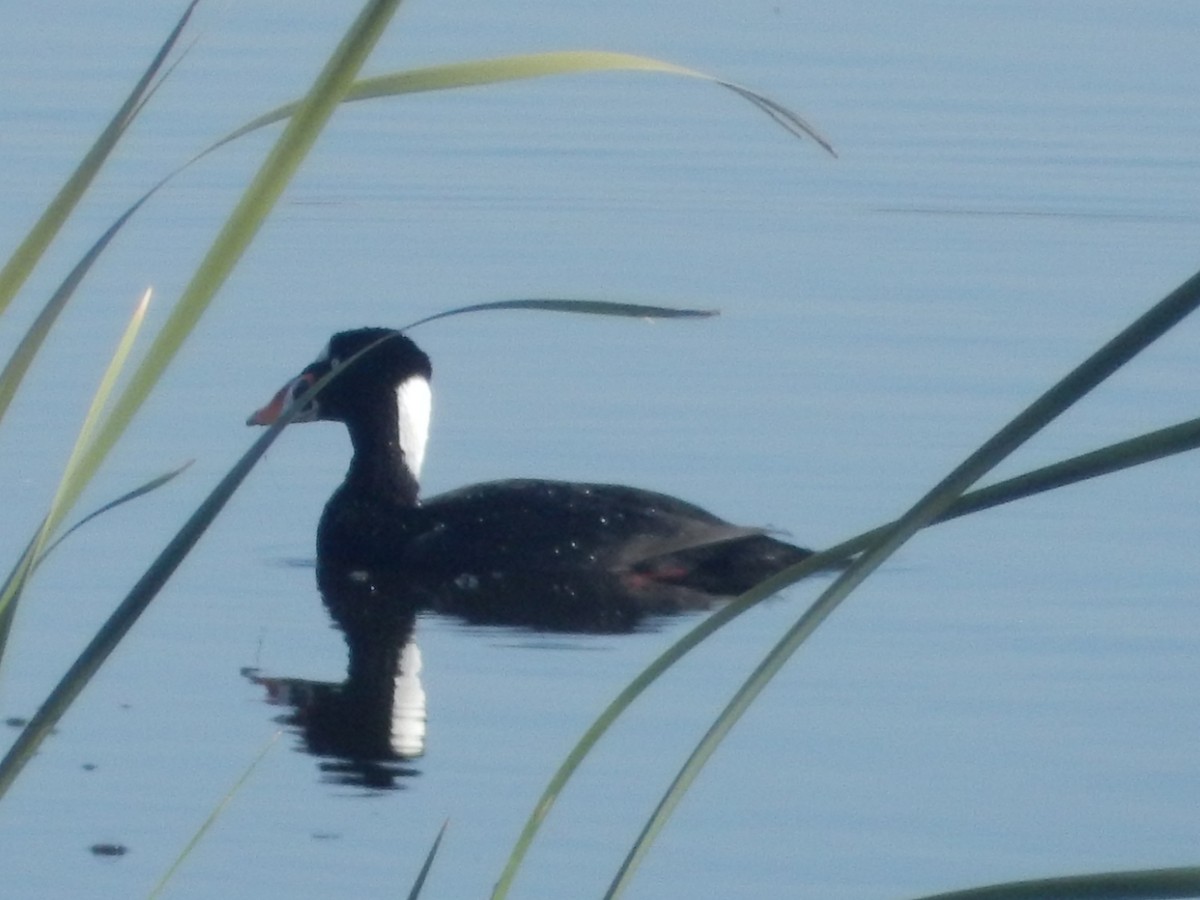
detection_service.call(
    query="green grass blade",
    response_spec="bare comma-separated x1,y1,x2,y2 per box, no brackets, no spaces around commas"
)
0,333,383,797
17,46,819,355
940,416,1200,523
147,731,284,900
602,268,1200,896
0,37,822,430
403,298,717,330
488,550,839,898
0,287,152,664
0,462,192,679
0,0,407,797
0,286,151,578
0,158,161,430
217,50,835,155
816,413,1200,571
493,411,1200,898
494,406,1200,897
910,865,1200,900
1,43,815,418
407,820,450,900
79,46,831,305
34,289,153,555
35,461,194,567
0,0,198,318
0,370,315,799
40,0,404,559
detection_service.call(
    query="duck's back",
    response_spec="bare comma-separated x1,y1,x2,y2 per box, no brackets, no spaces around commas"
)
320,478,812,632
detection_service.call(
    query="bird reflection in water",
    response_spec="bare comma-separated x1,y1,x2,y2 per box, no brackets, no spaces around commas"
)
246,537,811,790
244,567,427,790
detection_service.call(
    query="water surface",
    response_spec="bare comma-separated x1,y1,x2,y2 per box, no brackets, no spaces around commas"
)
0,2,1198,898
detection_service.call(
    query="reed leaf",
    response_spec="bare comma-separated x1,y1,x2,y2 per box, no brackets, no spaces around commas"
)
41,0,404,561
940,415,1200,522
147,731,284,900
492,267,1200,897
0,458,190,648
0,458,192,690
0,0,197,318
0,324,400,796
407,820,450,900
911,865,1200,900
0,365,321,797
602,268,1200,896
0,189,157,431
489,550,841,898
0,288,152,666
35,461,195,567
403,298,717,330
0,0,405,801
220,50,835,156
33,289,153,562
0,42,816,441
492,407,1200,897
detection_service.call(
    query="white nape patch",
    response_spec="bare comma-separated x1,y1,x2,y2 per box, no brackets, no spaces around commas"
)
396,375,432,479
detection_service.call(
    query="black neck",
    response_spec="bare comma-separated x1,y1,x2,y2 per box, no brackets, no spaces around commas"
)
342,400,420,506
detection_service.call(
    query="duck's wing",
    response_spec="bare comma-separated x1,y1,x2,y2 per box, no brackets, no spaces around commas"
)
406,478,737,571
408,478,811,580
395,478,813,632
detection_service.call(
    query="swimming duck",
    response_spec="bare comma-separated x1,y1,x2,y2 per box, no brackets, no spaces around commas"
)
249,328,814,632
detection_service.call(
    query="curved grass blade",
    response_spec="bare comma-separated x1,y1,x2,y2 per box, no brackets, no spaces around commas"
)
493,408,1200,897
46,0,404,563
0,460,192,668
54,46,831,328
3,43,816,434
221,50,835,156
402,298,717,331
0,0,405,792
26,283,150,558
0,14,206,426
36,460,194,566
0,197,157,430
824,412,1200,568
0,0,198,317
0,330,391,797
407,820,450,900
0,369,315,797
0,287,153,662
911,865,1200,900
488,548,842,898
147,731,284,900
941,417,1200,522
602,268,1200,897
2,35,824,435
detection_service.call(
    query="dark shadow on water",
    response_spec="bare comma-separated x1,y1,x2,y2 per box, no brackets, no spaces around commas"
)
245,560,746,790
248,532,825,790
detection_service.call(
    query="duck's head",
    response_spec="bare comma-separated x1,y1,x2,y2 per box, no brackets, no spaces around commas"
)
248,328,433,477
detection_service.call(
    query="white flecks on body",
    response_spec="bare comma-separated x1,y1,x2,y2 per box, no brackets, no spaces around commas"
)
453,573,480,591
396,375,432,479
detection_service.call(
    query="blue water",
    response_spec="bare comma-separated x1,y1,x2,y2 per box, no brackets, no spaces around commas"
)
0,1,1199,897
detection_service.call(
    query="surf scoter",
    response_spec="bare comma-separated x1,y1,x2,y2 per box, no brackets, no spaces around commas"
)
249,328,814,632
